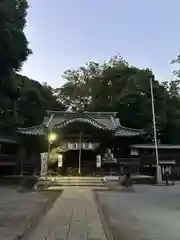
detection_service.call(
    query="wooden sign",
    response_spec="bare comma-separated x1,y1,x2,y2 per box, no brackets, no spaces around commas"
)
40,152,48,176
58,154,63,167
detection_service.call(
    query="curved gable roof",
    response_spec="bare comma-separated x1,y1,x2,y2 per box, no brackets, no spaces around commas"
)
18,111,146,136
53,116,111,130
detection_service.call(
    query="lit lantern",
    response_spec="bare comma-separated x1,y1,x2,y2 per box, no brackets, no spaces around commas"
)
48,132,57,143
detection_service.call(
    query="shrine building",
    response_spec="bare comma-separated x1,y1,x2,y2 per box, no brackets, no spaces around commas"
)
16,111,180,177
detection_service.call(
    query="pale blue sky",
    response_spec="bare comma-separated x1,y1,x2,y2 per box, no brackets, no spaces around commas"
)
21,0,180,88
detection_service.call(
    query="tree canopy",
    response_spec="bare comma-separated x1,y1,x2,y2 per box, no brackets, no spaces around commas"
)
0,0,31,79
1,0,180,144
0,0,64,134
15,74,65,128
0,74,65,134
55,55,180,144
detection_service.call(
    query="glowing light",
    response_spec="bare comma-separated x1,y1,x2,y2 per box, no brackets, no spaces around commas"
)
48,132,57,142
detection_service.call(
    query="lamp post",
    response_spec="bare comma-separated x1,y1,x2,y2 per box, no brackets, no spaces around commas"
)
45,132,57,187
78,132,82,174
150,77,162,184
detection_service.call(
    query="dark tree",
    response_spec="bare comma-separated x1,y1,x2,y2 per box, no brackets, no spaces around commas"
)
55,55,180,143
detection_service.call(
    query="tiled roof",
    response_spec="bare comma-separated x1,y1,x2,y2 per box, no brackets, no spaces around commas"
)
0,137,17,143
131,144,180,149
18,111,145,137
18,125,46,135
115,126,145,137
46,111,117,130
54,117,111,130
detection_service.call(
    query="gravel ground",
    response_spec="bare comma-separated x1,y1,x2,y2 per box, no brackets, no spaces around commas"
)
0,187,60,240
96,185,180,240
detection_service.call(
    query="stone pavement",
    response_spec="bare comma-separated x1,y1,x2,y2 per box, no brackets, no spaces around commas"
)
97,185,180,240
0,187,58,240
25,187,107,240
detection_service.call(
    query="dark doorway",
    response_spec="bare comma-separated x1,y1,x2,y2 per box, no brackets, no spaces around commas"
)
62,150,96,175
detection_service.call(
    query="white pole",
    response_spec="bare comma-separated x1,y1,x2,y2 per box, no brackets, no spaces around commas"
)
78,132,82,174
150,77,162,184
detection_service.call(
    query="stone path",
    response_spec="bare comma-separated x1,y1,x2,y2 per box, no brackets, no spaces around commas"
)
25,188,107,240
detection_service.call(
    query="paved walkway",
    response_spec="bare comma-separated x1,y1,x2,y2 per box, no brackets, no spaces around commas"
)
25,188,107,240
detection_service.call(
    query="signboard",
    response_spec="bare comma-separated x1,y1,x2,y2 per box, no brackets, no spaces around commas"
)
88,143,92,149
58,154,63,167
96,154,101,168
64,142,99,150
68,143,73,149
40,152,48,176
130,148,138,156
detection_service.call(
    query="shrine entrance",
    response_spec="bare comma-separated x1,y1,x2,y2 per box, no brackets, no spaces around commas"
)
51,120,113,176
61,149,96,176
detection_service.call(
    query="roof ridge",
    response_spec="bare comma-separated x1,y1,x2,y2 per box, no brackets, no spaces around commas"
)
53,115,110,130
46,110,117,117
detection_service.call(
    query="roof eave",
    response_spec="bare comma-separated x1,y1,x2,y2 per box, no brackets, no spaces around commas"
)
131,144,180,149
17,125,46,136
114,126,146,137
114,133,145,137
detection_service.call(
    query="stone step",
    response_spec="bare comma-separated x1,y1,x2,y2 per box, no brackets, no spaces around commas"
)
54,179,103,183
43,177,103,182
38,182,105,187
38,176,104,187
47,176,103,180
52,183,105,186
